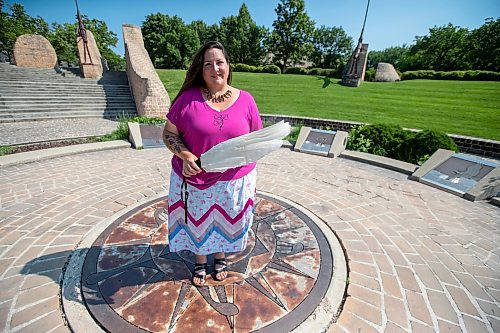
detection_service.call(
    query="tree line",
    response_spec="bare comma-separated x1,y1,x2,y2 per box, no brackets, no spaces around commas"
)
1,0,498,73
142,1,353,73
368,19,499,72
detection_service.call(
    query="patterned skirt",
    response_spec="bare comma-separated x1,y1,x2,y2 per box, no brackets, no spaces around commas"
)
167,169,257,255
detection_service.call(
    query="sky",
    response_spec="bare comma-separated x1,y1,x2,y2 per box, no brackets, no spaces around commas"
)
5,0,500,56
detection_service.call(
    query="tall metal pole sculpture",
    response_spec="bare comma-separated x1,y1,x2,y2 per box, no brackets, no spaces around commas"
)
341,0,370,87
75,0,93,65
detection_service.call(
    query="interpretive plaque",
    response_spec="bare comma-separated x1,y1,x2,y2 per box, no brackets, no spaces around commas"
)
128,122,165,149
294,127,347,158
301,129,335,155
139,124,165,148
417,151,499,201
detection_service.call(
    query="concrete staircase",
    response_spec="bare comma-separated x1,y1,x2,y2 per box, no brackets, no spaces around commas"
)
0,63,137,122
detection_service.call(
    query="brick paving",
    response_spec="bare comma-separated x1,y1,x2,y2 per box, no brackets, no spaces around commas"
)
0,147,499,332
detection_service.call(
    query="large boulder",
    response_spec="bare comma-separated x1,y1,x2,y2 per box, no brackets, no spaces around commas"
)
13,34,57,68
375,62,400,82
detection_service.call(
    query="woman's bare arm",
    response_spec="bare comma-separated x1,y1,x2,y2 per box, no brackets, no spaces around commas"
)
163,120,201,177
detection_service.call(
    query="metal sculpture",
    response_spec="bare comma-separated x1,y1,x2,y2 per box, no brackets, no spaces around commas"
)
341,0,370,87
75,0,93,65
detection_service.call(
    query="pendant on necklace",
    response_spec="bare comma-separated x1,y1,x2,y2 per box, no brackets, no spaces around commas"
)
204,88,232,103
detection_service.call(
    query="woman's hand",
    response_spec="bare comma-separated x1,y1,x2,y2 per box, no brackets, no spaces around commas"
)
182,153,202,177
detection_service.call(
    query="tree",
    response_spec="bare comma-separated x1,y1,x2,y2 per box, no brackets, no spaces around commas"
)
189,20,220,45
82,16,124,70
142,13,199,69
265,0,315,72
466,18,499,71
310,25,352,70
367,45,410,70
0,2,49,59
219,4,267,66
408,23,469,71
49,22,78,64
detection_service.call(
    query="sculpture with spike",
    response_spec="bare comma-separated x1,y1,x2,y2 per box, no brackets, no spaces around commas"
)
341,0,371,87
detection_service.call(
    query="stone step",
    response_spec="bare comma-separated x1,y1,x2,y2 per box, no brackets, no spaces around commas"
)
1,104,136,111
0,93,132,98
0,96,134,105
0,80,128,87
1,105,137,112
0,108,137,115
0,87,130,92
0,80,129,87
0,98,134,104
0,111,138,122
0,90,132,96
0,89,131,95
0,64,135,122
0,91,131,97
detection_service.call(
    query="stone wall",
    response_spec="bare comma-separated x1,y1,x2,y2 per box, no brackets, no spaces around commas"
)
122,24,170,118
13,34,57,69
261,114,500,160
77,30,103,79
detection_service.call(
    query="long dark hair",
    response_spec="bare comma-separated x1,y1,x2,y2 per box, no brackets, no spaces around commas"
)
171,41,232,106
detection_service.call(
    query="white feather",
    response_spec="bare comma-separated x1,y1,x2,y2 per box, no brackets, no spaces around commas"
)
200,121,291,172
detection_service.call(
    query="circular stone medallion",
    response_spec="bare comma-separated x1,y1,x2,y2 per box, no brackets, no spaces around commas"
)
81,194,337,332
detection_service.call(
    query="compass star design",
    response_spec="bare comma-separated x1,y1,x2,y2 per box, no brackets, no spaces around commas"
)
82,194,333,332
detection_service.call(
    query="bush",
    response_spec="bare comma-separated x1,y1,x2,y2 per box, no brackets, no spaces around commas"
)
284,67,309,75
398,129,458,164
232,63,281,74
346,125,373,153
232,63,257,72
347,123,459,164
261,64,281,74
129,116,166,124
364,68,376,82
400,70,437,80
308,68,337,77
401,70,500,81
0,145,14,156
462,70,500,81
357,124,409,158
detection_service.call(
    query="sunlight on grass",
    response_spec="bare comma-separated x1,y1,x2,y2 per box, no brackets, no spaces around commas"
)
157,70,500,140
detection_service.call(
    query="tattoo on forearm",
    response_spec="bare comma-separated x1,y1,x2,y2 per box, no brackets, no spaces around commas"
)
163,131,186,154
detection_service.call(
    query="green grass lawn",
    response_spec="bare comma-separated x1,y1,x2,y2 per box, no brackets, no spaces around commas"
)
157,69,500,140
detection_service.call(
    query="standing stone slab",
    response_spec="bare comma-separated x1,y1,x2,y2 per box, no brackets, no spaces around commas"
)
77,30,103,79
123,24,170,119
13,34,57,69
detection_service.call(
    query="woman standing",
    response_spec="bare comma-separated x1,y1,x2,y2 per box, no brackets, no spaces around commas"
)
162,41,263,287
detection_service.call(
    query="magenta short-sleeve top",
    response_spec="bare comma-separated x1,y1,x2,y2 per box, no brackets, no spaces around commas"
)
166,87,263,189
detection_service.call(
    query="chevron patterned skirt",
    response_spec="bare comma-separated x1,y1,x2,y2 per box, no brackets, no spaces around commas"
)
167,169,257,255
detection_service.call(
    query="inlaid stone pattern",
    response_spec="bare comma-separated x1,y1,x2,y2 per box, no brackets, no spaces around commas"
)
13,34,57,69
82,195,332,333
123,24,170,119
